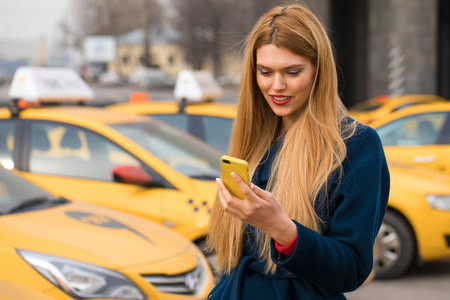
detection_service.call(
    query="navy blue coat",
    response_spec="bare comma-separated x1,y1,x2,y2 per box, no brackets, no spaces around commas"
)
208,124,390,299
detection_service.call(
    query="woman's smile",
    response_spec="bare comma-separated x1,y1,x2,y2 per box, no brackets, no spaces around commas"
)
270,95,292,105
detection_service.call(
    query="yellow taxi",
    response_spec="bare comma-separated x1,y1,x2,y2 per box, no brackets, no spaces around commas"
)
108,70,236,154
349,94,445,124
0,278,57,300
0,166,214,299
0,67,221,262
375,162,450,278
108,100,236,154
369,102,450,176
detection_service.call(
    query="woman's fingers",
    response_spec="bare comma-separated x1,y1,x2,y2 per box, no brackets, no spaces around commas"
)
216,178,235,205
230,172,251,194
230,172,263,203
249,181,273,201
217,175,292,238
217,175,295,241
216,178,245,217
215,177,229,196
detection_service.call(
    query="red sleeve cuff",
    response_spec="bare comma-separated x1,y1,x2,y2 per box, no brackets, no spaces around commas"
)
274,235,298,257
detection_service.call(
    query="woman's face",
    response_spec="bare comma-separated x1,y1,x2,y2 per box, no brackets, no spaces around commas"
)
256,44,315,129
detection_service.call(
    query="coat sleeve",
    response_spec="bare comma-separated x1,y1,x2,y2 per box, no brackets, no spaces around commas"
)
270,127,390,293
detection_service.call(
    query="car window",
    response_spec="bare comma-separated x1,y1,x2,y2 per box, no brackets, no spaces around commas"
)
0,120,16,169
0,166,53,212
149,114,189,132
201,116,234,153
376,112,447,146
392,102,427,112
29,122,141,181
109,120,221,179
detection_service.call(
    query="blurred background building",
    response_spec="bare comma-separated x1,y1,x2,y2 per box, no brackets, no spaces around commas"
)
0,0,449,107
328,0,449,107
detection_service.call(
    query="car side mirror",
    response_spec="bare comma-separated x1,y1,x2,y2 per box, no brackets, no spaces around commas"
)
112,165,153,186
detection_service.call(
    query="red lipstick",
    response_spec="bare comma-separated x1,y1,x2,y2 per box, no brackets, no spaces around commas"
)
270,95,292,105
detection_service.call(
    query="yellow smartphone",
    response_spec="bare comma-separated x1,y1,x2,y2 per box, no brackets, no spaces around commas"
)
220,155,250,200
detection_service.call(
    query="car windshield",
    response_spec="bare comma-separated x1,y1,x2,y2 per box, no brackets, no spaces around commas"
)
0,167,57,214
108,120,221,179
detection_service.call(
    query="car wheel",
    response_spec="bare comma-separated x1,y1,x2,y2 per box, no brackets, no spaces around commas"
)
374,210,416,279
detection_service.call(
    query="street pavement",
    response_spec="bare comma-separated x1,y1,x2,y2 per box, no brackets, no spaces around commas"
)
346,258,450,300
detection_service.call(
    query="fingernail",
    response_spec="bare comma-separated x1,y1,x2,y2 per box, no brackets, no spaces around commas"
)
250,183,254,189
231,172,236,178
215,178,220,183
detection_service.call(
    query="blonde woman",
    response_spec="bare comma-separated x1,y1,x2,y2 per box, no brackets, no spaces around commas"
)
207,3,390,300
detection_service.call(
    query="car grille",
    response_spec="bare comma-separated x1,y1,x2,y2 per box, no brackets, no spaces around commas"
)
142,263,206,295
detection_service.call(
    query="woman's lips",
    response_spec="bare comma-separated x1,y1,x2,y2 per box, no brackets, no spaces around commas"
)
270,95,292,105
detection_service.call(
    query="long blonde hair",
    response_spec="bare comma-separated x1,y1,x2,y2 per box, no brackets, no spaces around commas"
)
208,3,356,274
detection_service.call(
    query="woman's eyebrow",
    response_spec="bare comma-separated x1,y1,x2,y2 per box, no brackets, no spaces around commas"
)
284,64,304,69
256,63,304,69
256,63,268,69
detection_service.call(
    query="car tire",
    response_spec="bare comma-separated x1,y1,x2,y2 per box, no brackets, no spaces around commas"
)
374,210,416,279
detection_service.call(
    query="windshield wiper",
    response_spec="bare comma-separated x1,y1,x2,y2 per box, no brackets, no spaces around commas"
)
5,196,68,214
190,174,219,180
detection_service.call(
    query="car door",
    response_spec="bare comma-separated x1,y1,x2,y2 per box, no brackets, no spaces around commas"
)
16,119,170,225
375,111,450,174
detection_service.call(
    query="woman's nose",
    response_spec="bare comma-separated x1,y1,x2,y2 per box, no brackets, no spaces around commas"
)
272,74,287,91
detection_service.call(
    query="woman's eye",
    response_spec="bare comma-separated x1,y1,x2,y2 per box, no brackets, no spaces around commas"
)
258,69,271,76
287,70,301,76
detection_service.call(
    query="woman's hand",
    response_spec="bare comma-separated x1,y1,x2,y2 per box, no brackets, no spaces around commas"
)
216,172,298,246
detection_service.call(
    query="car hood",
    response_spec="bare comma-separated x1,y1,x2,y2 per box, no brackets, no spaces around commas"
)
0,201,193,269
388,161,450,193
0,279,56,300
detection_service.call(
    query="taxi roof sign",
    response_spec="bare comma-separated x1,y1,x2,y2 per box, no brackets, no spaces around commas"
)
8,67,94,102
174,70,223,102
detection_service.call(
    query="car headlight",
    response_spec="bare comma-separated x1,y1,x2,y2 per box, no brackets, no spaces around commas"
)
426,195,450,211
18,250,146,300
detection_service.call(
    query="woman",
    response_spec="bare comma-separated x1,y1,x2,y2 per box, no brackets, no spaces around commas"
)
207,3,390,300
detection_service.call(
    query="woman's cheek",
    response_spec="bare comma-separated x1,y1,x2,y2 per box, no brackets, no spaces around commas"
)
256,76,270,92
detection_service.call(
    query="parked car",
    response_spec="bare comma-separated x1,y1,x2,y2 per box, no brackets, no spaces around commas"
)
349,94,445,124
128,68,175,88
108,100,236,154
1,67,221,266
375,162,450,278
370,102,450,176
0,278,56,300
98,71,125,86
0,165,214,300
108,70,236,154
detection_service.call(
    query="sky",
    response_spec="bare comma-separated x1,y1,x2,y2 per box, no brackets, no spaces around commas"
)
0,0,170,63
0,0,70,41
0,0,71,62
